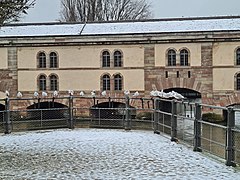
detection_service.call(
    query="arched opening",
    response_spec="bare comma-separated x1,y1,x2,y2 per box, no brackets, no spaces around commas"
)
161,88,201,118
0,103,5,111
164,88,201,101
27,101,68,120
90,101,136,120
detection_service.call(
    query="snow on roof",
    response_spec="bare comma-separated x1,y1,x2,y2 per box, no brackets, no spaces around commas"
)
1,17,240,38
0,23,84,37
81,18,240,35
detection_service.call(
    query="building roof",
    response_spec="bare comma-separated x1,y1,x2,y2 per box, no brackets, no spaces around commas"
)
1,16,240,38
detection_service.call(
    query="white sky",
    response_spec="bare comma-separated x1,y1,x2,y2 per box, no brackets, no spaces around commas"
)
22,0,240,22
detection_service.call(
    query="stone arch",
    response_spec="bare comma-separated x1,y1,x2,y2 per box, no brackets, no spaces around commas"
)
91,101,136,119
26,101,68,120
157,77,204,95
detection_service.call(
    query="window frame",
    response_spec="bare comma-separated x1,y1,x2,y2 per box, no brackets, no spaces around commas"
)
114,50,122,67
38,52,47,68
102,74,111,91
180,49,189,66
167,49,176,66
38,74,47,91
236,48,240,66
49,74,58,91
49,52,58,68
237,73,240,90
114,74,123,91
102,51,111,68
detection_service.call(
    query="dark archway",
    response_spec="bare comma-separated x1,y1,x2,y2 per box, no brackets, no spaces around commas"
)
0,103,5,111
27,101,68,120
27,101,67,109
91,101,136,119
164,88,201,99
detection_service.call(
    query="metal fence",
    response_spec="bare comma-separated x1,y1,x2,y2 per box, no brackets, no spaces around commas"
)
0,96,239,166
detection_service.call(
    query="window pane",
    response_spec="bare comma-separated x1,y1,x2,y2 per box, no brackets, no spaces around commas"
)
103,75,110,90
102,51,110,67
237,74,240,90
237,49,240,65
38,52,46,68
180,49,188,66
168,50,176,66
114,51,122,67
50,52,58,68
50,75,58,91
39,75,46,91
114,74,122,91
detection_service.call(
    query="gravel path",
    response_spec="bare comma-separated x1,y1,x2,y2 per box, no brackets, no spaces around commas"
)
0,128,239,179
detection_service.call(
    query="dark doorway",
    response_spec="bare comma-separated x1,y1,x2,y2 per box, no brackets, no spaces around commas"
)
27,101,68,120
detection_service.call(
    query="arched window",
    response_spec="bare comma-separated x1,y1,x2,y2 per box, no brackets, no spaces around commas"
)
38,52,46,68
237,73,240,90
50,74,58,91
180,49,189,66
167,49,176,66
114,74,122,91
114,51,122,67
102,51,110,67
50,52,58,68
236,48,240,65
38,75,46,91
102,74,110,90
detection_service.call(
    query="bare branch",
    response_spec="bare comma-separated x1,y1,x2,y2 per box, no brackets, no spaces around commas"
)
60,0,152,22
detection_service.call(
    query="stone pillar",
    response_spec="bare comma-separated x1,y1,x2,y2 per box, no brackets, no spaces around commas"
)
7,47,18,97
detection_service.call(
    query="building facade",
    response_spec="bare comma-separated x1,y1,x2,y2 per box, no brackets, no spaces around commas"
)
0,16,240,108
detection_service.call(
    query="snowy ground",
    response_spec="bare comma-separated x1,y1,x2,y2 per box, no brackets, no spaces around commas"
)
0,129,239,180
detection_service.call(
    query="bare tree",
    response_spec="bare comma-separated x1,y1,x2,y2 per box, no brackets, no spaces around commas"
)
0,0,36,25
60,0,152,22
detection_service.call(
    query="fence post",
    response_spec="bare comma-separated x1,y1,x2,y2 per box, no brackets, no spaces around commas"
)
193,103,202,152
226,107,236,166
124,96,131,130
154,98,160,134
68,95,74,129
171,100,177,141
4,98,11,134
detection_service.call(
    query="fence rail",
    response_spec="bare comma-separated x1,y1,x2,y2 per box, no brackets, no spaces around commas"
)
0,96,239,166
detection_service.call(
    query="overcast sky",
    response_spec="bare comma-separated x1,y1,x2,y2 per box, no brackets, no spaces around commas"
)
22,0,240,22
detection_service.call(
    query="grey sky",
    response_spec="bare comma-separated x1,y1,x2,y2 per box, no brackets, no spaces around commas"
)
22,0,240,22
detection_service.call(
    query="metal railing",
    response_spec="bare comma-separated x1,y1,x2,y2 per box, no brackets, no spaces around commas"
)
0,96,239,166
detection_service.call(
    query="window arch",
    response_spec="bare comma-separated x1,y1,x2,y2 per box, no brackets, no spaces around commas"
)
114,50,122,67
114,74,123,91
167,49,176,66
236,73,240,90
236,48,240,65
49,74,58,91
38,52,46,68
180,49,189,66
102,74,110,90
38,75,47,91
102,51,110,67
50,52,58,68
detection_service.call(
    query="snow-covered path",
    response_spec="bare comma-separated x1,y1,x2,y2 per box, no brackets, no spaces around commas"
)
0,129,239,180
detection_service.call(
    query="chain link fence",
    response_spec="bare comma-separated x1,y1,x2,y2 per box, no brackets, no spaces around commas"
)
0,96,239,166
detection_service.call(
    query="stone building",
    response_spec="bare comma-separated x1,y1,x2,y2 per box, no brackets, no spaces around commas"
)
0,16,240,108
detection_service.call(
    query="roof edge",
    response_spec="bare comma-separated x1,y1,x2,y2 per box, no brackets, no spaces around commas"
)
3,15,240,27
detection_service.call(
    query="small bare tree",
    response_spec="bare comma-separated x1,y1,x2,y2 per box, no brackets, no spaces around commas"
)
0,0,36,25
60,0,152,22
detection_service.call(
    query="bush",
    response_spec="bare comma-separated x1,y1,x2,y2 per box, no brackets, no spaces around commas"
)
202,113,223,122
